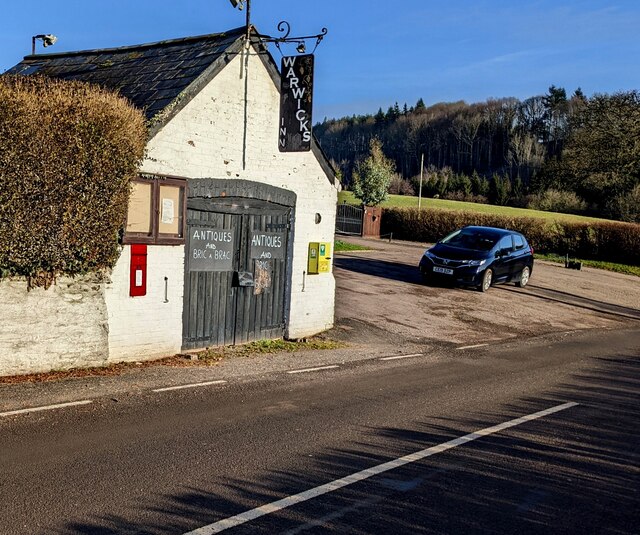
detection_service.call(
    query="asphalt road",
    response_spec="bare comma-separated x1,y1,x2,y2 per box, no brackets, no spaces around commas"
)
1,327,638,534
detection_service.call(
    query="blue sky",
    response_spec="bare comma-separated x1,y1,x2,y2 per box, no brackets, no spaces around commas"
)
2,0,639,120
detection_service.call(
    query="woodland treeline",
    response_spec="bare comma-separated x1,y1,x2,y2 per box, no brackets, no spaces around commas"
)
315,87,640,222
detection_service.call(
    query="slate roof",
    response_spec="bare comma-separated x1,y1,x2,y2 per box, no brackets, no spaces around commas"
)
5,27,246,122
5,27,337,185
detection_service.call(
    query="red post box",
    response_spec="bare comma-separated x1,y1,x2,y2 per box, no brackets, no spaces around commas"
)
130,244,147,297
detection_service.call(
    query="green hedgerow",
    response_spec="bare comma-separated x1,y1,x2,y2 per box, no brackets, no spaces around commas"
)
0,75,147,287
381,207,640,266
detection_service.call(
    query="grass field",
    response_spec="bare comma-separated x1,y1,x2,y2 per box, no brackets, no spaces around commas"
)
338,191,608,224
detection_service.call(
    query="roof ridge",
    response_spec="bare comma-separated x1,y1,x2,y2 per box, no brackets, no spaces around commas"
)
21,26,247,61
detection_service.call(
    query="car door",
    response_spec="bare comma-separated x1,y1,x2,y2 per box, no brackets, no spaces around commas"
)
511,233,529,277
493,235,515,281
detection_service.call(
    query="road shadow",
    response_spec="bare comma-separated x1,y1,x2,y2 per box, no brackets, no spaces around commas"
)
63,355,639,534
334,256,423,285
500,284,640,321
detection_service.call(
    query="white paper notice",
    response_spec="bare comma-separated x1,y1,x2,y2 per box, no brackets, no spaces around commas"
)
161,198,174,224
135,269,143,287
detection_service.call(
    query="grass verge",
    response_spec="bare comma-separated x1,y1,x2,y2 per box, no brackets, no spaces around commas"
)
536,253,640,277
195,338,345,362
334,240,371,252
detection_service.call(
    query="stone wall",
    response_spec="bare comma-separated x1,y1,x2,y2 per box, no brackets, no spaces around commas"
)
0,274,109,376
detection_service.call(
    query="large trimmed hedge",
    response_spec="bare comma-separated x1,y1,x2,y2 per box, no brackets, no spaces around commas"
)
381,207,640,266
0,75,147,287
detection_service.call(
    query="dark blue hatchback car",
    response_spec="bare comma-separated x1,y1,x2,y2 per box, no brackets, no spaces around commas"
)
419,226,534,291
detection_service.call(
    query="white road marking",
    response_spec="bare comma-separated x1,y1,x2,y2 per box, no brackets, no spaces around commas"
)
287,365,340,374
153,380,227,393
457,343,489,350
0,400,93,417
183,401,578,534
380,353,423,361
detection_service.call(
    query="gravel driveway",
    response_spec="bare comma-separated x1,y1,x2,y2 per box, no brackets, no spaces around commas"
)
330,237,640,349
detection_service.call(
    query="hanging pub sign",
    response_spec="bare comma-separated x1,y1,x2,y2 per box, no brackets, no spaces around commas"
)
279,54,314,152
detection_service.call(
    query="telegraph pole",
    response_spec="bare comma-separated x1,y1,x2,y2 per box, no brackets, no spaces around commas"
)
418,153,424,210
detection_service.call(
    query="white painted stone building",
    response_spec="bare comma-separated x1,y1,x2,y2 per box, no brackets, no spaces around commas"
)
1,27,338,376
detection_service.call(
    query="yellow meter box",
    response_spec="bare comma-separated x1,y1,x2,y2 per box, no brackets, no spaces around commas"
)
308,242,332,274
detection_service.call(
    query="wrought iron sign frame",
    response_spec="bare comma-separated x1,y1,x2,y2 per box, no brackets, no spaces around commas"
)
254,21,328,56
230,0,328,55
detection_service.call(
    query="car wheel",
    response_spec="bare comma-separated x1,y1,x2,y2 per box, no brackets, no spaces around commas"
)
479,268,493,292
516,266,531,287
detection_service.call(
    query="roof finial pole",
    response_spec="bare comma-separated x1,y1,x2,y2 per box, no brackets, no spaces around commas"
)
229,0,251,42
245,0,251,40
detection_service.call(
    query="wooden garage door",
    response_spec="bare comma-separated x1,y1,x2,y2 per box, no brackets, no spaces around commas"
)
183,201,291,349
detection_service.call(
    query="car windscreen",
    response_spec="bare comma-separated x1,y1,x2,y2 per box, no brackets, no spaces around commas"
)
440,229,500,251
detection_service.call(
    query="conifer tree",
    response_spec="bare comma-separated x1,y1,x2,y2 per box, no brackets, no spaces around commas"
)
352,138,396,206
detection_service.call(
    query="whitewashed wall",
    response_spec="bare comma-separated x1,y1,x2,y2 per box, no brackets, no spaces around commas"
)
0,274,109,376
141,46,338,340
0,45,337,376
104,245,184,363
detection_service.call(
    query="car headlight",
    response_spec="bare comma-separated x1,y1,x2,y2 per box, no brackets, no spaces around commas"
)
464,259,486,266
425,250,436,259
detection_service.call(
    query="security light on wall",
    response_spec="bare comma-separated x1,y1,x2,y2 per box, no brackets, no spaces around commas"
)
32,34,57,55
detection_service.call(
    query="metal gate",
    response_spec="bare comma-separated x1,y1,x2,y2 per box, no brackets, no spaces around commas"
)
183,180,295,349
336,203,363,235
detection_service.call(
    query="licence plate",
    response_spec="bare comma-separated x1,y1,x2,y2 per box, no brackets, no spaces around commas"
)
433,266,454,275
